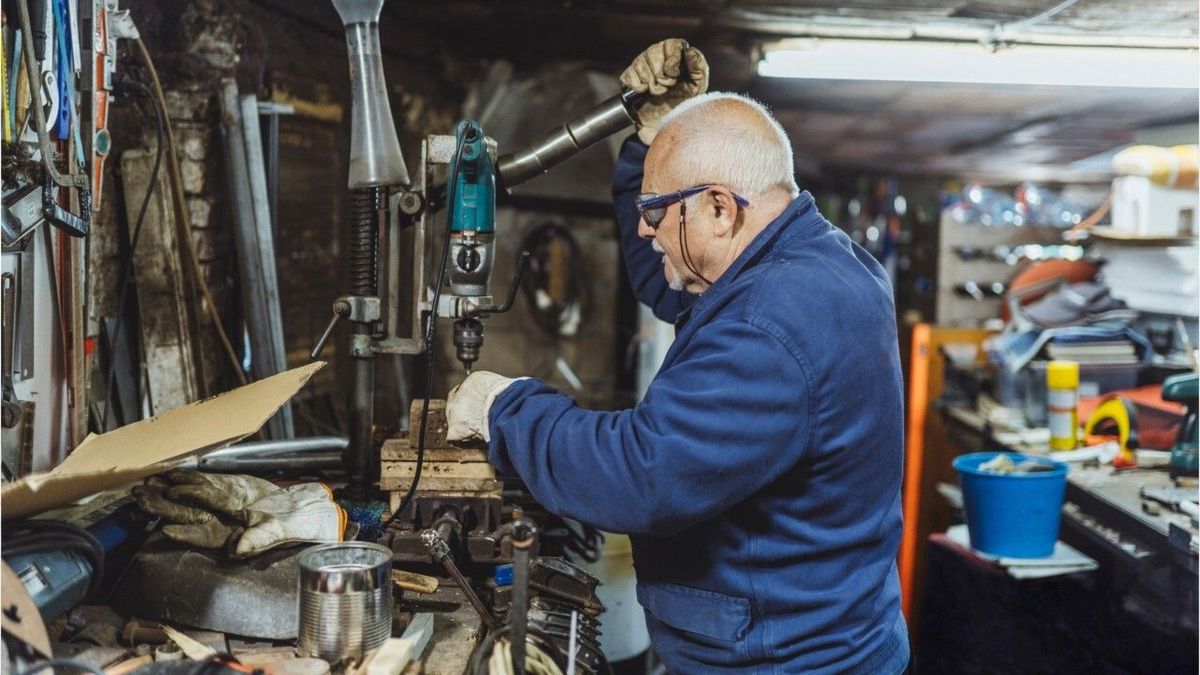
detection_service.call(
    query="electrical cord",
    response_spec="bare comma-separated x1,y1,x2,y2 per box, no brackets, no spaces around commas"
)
134,37,247,388
383,131,469,529
99,77,163,431
2,520,105,598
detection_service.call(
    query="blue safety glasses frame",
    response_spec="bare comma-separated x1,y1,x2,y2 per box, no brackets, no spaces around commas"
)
635,184,751,229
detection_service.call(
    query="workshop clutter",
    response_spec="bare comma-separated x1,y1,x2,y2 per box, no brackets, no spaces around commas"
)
954,452,1069,558
1110,144,1199,237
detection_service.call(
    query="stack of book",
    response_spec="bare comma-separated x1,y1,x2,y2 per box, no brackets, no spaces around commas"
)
1046,339,1139,366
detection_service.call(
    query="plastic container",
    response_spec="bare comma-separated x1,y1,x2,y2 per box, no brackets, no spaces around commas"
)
953,452,1069,558
577,533,650,662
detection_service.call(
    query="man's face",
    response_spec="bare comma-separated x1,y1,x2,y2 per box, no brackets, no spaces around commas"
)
639,141,705,293
651,238,686,291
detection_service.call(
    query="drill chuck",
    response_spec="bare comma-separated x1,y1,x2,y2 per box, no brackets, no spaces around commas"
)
453,318,485,371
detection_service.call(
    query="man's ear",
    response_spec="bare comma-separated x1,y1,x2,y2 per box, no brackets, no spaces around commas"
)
708,188,739,237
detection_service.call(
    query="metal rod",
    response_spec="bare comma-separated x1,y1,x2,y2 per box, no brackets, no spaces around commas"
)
197,452,343,473
202,435,349,460
510,519,537,675
421,529,495,631
239,92,293,438
220,78,290,439
347,351,376,487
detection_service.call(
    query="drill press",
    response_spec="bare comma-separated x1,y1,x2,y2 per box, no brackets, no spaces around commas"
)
319,0,645,490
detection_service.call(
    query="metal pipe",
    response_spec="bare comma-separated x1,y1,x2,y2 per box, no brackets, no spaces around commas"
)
221,78,290,440
239,93,293,437
510,519,538,675
347,350,376,487
496,89,643,191
196,452,343,473
202,436,349,460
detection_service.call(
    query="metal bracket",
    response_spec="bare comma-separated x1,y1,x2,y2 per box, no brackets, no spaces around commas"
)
344,295,381,323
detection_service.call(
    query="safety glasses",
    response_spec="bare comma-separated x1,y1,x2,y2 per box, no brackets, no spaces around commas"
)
635,184,750,229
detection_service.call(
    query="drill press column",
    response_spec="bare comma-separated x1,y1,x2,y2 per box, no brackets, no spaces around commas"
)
332,0,409,491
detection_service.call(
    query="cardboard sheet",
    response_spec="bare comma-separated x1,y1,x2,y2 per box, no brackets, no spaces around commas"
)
1,362,325,520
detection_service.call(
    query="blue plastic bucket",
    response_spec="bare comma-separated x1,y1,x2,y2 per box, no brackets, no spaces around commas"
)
953,452,1069,558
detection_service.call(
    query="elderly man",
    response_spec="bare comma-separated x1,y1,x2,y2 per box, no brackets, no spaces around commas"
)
447,40,909,673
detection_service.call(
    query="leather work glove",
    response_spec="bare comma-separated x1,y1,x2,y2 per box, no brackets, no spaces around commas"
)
446,371,523,443
132,469,346,558
620,38,709,145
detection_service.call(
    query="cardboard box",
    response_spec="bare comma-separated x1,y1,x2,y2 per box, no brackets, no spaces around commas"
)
2,362,325,520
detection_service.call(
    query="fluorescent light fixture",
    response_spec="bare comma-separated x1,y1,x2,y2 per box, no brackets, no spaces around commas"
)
758,39,1199,89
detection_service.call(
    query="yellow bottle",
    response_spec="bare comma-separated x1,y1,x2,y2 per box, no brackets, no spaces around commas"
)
1047,361,1080,451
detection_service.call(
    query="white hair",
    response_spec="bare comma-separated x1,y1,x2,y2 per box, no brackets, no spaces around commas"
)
655,92,800,199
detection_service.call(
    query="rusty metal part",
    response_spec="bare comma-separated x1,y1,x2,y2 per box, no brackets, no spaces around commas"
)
392,570,439,595
121,619,169,646
420,528,494,631
528,558,604,616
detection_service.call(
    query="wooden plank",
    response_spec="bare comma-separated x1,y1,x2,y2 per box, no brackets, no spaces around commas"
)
407,399,449,448
120,149,201,415
382,461,497,480
381,441,489,463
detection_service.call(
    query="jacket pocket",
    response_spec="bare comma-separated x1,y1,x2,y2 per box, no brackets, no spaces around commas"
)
636,580,751,643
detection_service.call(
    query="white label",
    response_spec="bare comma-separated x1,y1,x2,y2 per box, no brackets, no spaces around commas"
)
1048,411,1075,440
1047,389,1076,409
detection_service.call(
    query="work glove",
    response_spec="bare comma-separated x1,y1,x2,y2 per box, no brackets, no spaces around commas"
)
446,371,524,443
620,38,709,145
132,469,346,558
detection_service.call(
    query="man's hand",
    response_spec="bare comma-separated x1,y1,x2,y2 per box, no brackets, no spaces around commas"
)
620,38,709,145
446,371,522,443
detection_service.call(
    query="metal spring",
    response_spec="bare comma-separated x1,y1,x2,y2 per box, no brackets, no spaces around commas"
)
349,187,383,297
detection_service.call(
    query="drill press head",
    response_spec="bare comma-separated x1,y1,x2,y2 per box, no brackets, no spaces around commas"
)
445,120,498,370
447,120,496,298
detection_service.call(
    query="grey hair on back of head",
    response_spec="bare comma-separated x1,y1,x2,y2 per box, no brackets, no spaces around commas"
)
655,92,801,200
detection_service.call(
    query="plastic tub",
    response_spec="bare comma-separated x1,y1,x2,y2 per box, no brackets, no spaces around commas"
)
953,452,1069,558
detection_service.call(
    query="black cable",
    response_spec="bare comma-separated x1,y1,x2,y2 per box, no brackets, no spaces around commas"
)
13,658,106,675
384,130,469,529
1,520,106,598
100,78,164,431
519,223,589,337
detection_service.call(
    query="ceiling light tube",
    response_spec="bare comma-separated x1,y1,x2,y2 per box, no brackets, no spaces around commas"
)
758,39,1199,89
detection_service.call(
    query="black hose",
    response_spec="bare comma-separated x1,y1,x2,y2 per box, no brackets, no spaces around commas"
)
100,77,165,430
13,658,105,675
383,131,469,529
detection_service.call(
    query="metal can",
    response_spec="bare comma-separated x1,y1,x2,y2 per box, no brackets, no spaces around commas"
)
297,542,393,665
1047,360,1080,451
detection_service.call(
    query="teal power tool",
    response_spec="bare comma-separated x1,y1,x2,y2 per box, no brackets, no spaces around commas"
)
445,120,526,371
447,120,497,300
1163,372,1199,477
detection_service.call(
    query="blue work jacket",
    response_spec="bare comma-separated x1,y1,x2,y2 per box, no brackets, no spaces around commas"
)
488,136,909,673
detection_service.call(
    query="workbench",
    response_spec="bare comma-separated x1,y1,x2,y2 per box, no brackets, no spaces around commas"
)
941,404,1198,634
